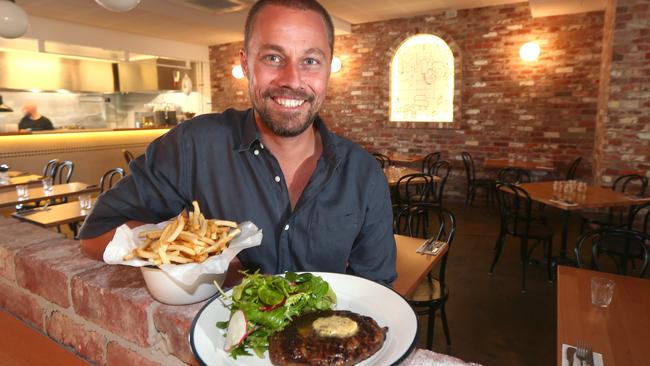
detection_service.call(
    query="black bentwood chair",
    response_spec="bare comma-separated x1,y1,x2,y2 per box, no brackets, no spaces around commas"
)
372,152,391,168
428,160,451,206
580,174,648,232
392,173,435,215
461,151,495,208
491,183,554,292
575,228,650,278
394,203,456,350
99,168,125,193
422,152,441,174
496,167,532,185
122,149,135,165
565,156,582,180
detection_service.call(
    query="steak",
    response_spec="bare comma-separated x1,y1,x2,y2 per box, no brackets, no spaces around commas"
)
268,310,387,366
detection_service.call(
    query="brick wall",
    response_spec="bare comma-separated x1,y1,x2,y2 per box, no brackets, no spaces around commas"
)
209,3,604,201
599,0,650,184
0,217,199,366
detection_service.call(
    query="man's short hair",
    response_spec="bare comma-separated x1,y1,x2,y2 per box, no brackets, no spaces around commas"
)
244,0,334,57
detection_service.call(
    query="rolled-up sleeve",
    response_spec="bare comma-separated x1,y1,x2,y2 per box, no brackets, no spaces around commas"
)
346,165,397,286
78,126,191,238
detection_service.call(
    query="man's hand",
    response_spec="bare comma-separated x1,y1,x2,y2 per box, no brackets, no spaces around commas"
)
80,220,145,260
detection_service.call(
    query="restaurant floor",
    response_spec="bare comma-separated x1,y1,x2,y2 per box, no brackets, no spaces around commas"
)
415,202,573,366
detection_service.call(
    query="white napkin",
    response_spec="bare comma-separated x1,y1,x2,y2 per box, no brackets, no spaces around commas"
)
561,344,604,366
103,220,263,285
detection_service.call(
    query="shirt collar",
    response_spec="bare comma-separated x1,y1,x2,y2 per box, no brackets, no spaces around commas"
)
236,108,341,168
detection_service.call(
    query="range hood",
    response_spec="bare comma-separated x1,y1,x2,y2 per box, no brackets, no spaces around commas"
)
0,51,115,93
116,58,197,93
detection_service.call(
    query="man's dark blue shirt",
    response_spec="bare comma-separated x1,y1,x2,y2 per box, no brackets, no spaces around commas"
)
79,109,397,285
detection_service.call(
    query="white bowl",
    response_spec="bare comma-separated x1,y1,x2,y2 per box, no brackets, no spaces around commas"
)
140,266,226,305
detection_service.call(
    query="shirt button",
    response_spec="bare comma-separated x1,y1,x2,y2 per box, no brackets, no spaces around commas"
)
254,149,259,155
274,176,281,183
260,143,265,149
284,224,290,231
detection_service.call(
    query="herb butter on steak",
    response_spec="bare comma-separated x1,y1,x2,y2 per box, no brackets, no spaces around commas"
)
268,310,387,366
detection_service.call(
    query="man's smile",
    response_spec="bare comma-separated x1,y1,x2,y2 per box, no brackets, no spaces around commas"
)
272,97,307,109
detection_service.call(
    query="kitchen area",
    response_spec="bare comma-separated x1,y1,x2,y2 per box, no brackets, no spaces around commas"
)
0,11,212,183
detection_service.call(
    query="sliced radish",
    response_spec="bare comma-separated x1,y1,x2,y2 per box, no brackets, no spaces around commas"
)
224,310,248,352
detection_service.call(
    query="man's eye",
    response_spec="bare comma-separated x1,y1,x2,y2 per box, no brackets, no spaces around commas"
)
304,58,320,65
264,55,282,63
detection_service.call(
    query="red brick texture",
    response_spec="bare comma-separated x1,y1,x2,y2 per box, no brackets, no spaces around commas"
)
209,3,605,200
0,220,206,365
597,0,650,184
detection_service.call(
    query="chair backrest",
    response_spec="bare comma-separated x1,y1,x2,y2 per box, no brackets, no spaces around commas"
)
629,202,650,235
430,160,451,205
495,182,534,237
612,174,648,197
42,158,60,178
422,152,441,174
394,173,435,208
565,157,582,180
460,151,477,183
496,168,531,185
53,160,74,184
99,168,125,193
575,228,650,277
122,149,135,164
372,152,391,168
394,203,456,284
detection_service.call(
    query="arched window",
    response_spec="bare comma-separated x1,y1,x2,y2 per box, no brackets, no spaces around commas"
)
390,34,454,123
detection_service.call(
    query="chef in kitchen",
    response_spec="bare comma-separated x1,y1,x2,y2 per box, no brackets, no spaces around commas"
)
19,102,54,131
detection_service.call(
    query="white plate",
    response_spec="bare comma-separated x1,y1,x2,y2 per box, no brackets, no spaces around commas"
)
189,272,417,366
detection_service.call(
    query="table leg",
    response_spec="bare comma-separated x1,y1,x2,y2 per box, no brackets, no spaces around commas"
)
559,210,570,259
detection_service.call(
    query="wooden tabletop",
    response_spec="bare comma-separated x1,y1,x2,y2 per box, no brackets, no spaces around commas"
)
386,153,424,165
484,158,555,172
0,310,89,366
385,167,441,186
12,198,95,227
0,174,44,189
394,234,447,298
0,182,99,209
518,181,650,211
7,170,28,178
556,266,650,366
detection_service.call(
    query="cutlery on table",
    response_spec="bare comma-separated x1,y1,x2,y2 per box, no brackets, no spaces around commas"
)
576,341,591,366
566,346,576,366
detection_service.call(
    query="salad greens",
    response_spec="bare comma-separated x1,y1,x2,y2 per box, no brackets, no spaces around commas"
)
216,271,337,358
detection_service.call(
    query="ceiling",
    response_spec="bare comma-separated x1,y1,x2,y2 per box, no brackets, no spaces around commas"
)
15,0,606,46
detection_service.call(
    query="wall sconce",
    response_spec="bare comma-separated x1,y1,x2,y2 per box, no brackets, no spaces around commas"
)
519,41,541,62
331,56,342,73
95,0,141,12
232,65,244,79
0,0,29,39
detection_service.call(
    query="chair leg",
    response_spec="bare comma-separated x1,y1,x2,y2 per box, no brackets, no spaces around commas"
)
441,303,451,347
427,305,436,350
520,237,529,293
489,231,506,274
545,238,554,283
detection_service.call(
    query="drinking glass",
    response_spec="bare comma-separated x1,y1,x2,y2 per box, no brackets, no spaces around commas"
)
591,277,615,307
42,177,53,194
16,185,29,200
78,194,93,210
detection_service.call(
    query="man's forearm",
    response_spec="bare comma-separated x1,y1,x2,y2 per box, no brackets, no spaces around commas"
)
80,220,145,261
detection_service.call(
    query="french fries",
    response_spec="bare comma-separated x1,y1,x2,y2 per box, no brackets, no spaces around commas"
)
123,201,241,265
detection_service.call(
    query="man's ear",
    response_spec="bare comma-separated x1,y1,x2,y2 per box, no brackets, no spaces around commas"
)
239,49,249,78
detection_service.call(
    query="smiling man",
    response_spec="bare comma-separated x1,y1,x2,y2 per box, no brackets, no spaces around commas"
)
79,0,397,286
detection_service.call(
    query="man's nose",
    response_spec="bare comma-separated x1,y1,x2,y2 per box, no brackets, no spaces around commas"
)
276,62,302,89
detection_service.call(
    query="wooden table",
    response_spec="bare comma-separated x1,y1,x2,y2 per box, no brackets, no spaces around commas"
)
0,182,99,209
556,266,650,366
519,181,650,260
7,170,29,178
385,167,441,186
386,153,424,165
0,174,43,189
394,234,447,298
12,199,95,228
484,158,554,172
